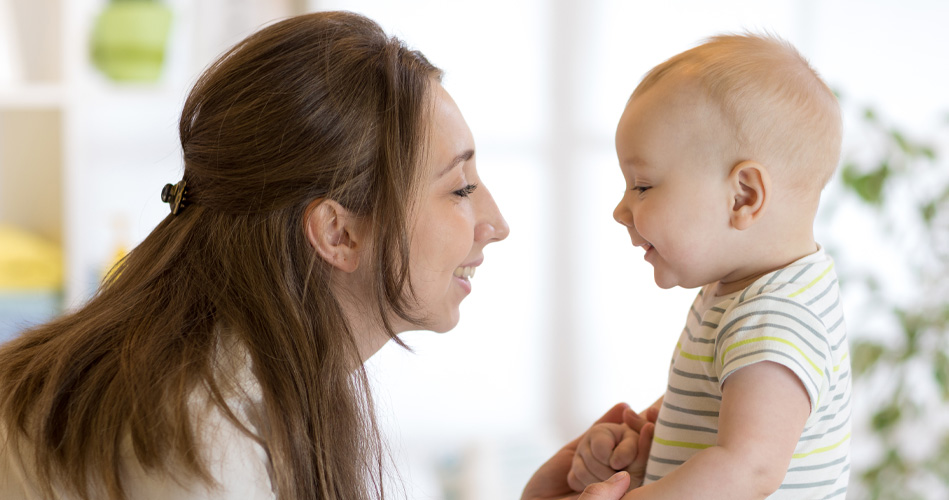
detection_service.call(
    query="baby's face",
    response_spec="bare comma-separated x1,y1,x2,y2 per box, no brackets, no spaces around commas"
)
612,77,738,289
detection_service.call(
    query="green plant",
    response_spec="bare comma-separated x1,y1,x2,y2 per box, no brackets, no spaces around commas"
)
820,98,949,499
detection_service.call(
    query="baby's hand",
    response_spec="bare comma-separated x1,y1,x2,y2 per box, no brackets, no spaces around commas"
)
567,411,653,492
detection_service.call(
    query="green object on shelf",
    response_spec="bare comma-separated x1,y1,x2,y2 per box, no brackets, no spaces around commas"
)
90,0,172,82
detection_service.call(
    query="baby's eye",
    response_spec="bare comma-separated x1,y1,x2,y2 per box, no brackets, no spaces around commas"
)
633,186,651,194
453,183,479,198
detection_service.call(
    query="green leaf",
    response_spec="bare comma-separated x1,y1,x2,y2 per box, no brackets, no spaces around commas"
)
891,130,911,154
935,351,949,401
895,309,921,357
922,201,937,224
842,163,890,205
872,404,902,432
852,341,886,376
864,107,878,122
927,433,949,483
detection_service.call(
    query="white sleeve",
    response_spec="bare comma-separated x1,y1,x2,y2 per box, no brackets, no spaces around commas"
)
123,402,276,500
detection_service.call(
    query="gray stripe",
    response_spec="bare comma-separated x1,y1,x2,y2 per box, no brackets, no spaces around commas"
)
831,331,847,349
684,326,715,344
719,321,827,365
656,417,717,434
802,413,851,438
666,384,722,401
787,262,815,284
689,304,702,323
779,478,842,489
672,367,719,383
800,414,851,441
715,295,832,363
817,485,849,499
819,295,841,318
787,455,847,472
728,294,825,326
700,320,719,328
718,301,824,347
833,370,851,390
816,390,849,414
827,315,844,334
710,306,727,313
739,285,751,303
756,268,785,295
645,474,663,482
662,401,719,418
648,455,685,466
780,466,849,495
724,349,818,391
805,278,838,306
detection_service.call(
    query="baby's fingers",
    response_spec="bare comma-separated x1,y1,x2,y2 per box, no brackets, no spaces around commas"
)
569,449,616,491
589,424,623,464
608,428,639,470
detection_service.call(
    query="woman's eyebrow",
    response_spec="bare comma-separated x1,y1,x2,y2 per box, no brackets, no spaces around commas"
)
439,149,474,177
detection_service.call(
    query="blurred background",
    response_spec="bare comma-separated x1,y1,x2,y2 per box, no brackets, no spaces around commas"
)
2,0,948,498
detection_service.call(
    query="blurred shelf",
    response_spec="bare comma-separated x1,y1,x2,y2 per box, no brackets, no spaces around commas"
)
0,83,65,109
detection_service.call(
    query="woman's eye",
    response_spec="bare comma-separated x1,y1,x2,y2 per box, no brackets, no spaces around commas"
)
453,183,479,198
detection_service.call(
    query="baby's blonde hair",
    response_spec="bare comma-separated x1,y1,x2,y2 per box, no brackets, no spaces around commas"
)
633,33,842,191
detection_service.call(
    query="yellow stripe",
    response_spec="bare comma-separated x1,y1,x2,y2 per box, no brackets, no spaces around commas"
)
792,432,851,459
653,436,714,450
721,337,822,375
676,341,714,363
788,263,834,298
834,352,849,373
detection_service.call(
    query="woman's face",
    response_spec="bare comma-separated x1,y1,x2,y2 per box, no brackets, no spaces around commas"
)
402,84,509,333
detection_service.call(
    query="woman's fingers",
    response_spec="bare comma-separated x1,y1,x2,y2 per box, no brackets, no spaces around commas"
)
576,471,631,500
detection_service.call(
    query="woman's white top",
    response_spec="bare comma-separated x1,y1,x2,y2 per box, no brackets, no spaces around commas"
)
0,354,276,499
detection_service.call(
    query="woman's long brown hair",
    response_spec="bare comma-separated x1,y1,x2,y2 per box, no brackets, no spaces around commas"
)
0,11,440,500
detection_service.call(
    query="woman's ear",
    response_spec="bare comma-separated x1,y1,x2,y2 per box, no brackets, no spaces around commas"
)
728,160,770,230
304,199,363,273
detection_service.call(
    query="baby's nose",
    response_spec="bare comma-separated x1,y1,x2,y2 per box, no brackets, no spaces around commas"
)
613,200,633,228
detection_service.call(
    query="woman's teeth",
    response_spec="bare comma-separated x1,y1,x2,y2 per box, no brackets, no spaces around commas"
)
453,266,476,279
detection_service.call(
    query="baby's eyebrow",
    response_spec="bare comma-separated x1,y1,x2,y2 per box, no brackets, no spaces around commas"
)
628,155,649,167
620,155,651,171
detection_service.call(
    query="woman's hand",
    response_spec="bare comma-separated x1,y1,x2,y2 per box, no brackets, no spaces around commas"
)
522,403,633,500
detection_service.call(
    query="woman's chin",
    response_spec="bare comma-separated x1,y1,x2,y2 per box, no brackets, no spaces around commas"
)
429,310,461,334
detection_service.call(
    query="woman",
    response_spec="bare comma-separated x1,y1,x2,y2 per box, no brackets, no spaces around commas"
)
0,11,634,500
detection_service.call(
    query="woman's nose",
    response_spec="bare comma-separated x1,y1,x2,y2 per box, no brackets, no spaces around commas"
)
475,187,510,244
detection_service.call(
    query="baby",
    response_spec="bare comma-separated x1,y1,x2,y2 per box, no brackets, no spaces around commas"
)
569,33,851,499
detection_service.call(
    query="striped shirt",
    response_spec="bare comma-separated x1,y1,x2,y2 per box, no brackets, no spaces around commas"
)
644,248,851,499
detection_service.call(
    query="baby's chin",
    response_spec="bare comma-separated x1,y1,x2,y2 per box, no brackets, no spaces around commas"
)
653,272,703,290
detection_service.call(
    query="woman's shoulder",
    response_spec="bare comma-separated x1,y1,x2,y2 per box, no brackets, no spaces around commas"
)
123,393,276,500
0,340,276,500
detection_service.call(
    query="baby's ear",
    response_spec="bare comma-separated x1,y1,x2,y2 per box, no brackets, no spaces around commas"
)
304,199,365,273
728,160,770,230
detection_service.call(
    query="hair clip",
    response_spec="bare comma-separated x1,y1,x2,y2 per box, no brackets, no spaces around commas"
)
161,180,188,215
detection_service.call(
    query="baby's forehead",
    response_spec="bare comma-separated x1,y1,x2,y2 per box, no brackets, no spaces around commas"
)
623,78,736,140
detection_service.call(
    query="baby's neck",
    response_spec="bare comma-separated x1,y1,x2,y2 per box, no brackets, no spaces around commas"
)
711,239,819,296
